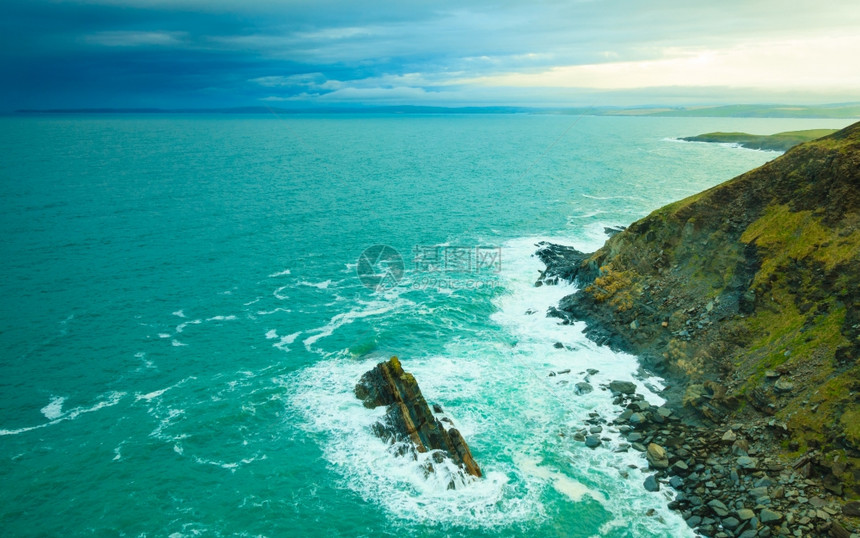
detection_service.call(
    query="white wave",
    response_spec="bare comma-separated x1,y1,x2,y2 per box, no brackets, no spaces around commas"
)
268,268,291,277
283,234,691,535
206,315,237,322
302,296,413,350
41,395,67,420
136,377,197,403
488,236,691,536
666,137,782,154
286,357,536,529
581,193,642,201
274,331,301,352
256,307,291,316
274,286,290,300
1,391,126,437
567,209,607,219
516,454,596,503
135,351,155,370
175,319,202,333
191,453,267,472
171,339,187,347
265,329,278,339
172,310,186,318
243,297,261,306
298,279,334,289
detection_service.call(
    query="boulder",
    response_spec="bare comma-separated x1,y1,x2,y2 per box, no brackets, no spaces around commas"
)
585,435,602,448
644,474,660,492
646,443,670,469
355,357,482,478
574,382,594,395
609,380,637,395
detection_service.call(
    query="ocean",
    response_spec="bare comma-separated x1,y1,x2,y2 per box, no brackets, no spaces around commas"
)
0,114,852,537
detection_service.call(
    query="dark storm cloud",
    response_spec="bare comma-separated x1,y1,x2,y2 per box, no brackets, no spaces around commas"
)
2,0,859,109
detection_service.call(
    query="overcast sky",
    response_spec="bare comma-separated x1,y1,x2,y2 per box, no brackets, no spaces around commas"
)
3,0,859,110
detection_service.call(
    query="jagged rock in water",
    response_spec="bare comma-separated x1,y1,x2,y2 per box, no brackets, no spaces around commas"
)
355,356,482,478
534,241,592,285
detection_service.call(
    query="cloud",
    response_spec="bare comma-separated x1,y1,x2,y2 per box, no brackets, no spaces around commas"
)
457,34,860,92
3,0,860,109
84,30,187,47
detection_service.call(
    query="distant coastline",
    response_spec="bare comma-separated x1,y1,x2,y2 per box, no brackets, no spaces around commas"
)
11,103,860,119
679,128,838,151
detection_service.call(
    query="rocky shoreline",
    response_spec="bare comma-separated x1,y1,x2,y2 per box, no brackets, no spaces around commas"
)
573,377,859,537
532,124,860,536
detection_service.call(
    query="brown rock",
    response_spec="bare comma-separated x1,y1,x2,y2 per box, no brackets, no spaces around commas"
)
842,501,860,517
646,443,670,469
356,357,482,478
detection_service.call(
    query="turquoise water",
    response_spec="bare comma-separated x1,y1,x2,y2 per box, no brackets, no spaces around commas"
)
0,114,852,537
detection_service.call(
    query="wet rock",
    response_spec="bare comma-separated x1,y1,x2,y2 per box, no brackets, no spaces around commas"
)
575,382,594,395
355,357,482,478
721,430,737,443
609,380,637,395
534,242,591,284
629,412,649,427
644,474,660,492
585,435,602,448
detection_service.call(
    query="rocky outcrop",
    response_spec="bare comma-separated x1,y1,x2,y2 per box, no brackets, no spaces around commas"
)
355,357,482,479
534,241,593,286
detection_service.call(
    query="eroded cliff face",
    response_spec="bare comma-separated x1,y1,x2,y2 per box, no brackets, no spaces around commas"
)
355,357,482,482
552,122,860,495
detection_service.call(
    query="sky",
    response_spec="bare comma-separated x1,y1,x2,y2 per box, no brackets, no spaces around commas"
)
3,0,860,110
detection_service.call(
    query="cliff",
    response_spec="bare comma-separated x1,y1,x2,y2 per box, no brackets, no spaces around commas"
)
550,122,860,498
